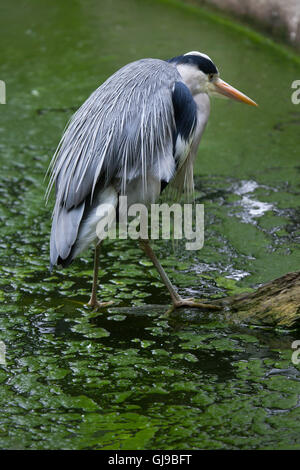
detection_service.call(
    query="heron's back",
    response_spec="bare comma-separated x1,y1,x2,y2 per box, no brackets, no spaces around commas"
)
48,58,184,267
48,59,182,209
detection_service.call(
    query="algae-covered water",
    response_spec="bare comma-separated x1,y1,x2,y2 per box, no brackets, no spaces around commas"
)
0,0,300,450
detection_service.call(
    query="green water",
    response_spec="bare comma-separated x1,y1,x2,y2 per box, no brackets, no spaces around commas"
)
0,0,300,450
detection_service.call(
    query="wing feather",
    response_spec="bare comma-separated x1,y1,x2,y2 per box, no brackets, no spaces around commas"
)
47,58,185,266
47,59,182,210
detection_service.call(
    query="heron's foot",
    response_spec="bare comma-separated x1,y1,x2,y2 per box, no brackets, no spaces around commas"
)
87,299,114,310
166,297,222,315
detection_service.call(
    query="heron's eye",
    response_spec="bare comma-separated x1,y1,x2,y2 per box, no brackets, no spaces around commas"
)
208,73,214,82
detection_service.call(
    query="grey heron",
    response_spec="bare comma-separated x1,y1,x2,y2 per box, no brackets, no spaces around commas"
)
47,51,257,310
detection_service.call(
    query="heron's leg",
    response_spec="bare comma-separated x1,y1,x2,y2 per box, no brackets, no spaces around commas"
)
139,239,181,304
139,240,221,312
87,242,113,309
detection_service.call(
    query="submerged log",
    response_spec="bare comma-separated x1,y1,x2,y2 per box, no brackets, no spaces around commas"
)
214,271,300,328
108,272,300,328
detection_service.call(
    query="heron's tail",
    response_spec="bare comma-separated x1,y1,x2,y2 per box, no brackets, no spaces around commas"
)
50,185,118,269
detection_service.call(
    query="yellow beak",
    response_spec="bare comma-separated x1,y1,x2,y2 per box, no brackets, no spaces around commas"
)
214,78,258,107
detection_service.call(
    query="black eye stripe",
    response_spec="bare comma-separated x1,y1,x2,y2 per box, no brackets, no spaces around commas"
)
168,54,218,75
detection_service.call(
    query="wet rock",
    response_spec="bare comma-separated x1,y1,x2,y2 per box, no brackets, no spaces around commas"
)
188,0,300,48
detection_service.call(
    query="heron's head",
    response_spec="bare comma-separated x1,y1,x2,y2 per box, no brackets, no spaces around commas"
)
168,51,257,106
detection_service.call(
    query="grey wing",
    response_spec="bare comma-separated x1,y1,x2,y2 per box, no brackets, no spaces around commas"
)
47,59,183,267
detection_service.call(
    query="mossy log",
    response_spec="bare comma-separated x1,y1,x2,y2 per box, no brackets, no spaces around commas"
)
213,271,300,328
108,272,300,328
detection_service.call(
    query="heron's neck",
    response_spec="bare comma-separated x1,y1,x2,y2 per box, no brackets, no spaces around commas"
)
176,64,206,96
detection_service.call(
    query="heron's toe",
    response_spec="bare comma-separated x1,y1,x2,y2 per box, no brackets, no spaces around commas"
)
87,299,114,310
